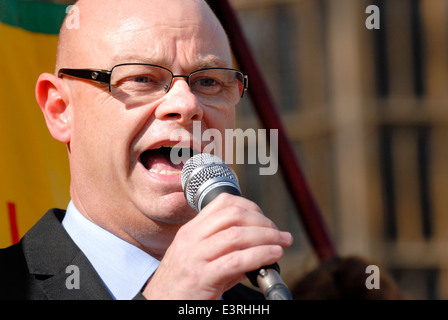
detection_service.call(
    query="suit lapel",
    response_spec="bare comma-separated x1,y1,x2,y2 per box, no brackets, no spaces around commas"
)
41,250,112,300
22,209,112,300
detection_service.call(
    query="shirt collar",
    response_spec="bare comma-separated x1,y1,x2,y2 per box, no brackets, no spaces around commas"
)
62,201,159,300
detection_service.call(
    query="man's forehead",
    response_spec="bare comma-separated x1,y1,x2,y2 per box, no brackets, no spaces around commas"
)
59,0,231,69
104,21,231,69
75,0,218,33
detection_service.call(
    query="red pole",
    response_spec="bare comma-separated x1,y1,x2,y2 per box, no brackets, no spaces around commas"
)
207,0,337,261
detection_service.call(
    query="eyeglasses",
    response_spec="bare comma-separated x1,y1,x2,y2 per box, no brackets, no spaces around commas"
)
58,63,248,107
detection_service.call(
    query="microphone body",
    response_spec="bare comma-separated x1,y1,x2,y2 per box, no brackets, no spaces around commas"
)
181,153,292,300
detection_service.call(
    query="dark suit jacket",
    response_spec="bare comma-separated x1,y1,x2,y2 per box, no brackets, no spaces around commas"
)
0,209,264,300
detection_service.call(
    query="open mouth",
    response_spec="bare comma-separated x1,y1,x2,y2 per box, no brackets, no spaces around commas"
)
139,146,198,176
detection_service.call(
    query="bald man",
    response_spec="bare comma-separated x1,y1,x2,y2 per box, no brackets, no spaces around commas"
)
0,0,292,300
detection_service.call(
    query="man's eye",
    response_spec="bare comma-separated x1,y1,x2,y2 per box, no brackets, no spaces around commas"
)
189,76,222,95
198,78,217,87
133,75,150,83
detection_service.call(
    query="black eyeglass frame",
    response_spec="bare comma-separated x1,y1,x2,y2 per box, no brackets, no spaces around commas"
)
58,63,249,98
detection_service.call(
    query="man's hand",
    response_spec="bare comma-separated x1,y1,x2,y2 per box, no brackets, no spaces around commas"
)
141,193,293,300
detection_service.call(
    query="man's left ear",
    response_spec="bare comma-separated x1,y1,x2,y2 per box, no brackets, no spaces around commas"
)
35,73,72,143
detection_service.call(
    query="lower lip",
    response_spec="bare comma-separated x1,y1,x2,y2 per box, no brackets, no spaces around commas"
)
139,162,182,185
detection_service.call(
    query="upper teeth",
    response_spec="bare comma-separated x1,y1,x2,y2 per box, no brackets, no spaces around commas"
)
155,144,183,149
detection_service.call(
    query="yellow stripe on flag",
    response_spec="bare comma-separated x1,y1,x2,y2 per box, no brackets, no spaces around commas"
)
0,22,70,247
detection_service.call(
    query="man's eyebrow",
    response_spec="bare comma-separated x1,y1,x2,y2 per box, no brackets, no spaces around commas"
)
111,54,230,70
194,56,229,69
111,54,167,66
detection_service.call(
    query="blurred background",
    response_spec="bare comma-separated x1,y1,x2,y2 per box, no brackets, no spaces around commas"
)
1,0,448,299
231,0,448,300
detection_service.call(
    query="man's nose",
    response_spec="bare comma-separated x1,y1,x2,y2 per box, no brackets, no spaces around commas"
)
154,79,203,124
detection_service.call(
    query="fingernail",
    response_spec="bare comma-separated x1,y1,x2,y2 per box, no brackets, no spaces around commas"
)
270,245,283,257
280,232,293,245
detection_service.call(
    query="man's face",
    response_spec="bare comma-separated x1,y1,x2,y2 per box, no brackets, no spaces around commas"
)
63,0,236,256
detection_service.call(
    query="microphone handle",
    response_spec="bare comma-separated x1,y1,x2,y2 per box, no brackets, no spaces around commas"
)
250,265,293,300
199,185,241,209
198,185,292,300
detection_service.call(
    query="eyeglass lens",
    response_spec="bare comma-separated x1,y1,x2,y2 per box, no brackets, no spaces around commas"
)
110,64,244,106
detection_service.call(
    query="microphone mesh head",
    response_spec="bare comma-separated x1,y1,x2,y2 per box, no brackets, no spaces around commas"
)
181,153,239,211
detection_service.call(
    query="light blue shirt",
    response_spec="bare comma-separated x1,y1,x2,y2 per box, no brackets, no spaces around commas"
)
62,201,160,300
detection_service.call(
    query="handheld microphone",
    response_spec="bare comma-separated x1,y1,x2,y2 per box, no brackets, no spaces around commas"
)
181,153,292,300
